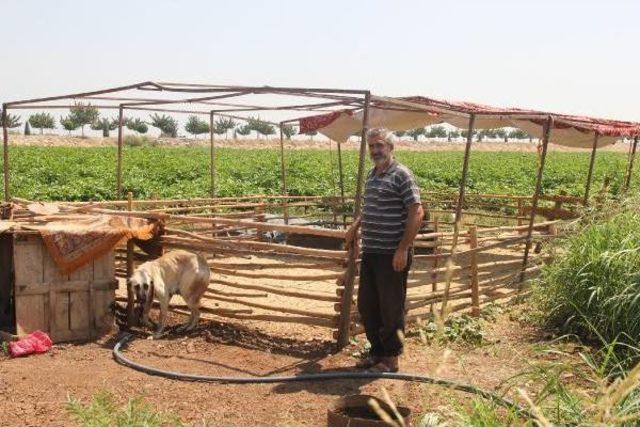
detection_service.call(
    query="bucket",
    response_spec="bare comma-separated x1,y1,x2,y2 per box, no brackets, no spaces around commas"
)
327,394,411,426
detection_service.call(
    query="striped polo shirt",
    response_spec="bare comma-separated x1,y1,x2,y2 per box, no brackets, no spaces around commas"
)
361,160,422,254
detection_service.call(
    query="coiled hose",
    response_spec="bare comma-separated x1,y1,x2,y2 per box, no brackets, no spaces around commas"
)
113,333,532,419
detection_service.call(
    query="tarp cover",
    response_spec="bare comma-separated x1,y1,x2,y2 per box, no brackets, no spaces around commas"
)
298,95,640,148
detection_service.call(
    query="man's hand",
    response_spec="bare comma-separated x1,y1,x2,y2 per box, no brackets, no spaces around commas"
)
392,247,408,272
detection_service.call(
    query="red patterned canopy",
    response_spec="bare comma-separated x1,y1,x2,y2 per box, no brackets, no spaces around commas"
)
297,95,640,147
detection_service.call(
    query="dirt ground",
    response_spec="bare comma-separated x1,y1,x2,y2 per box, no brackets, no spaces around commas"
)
0,296,565,426
6,133,630,152
1,226,540,425
0,165,554,425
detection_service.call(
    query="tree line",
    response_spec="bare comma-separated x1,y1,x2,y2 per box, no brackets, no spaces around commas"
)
1,103,533,142
0,102,299,140
393,125,533,142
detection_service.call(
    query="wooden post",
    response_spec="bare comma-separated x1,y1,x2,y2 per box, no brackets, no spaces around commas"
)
623,136,639,193
519,116,553,286
116,106,124,199
255,205,266,241
583,133,599,206
279,123,289,225
209,111,216,198
430,218,439,313
126,191,136,325
2,105,9,202
516,198,524,229
468,225,480,316
455,114,476,226
337,92,371,349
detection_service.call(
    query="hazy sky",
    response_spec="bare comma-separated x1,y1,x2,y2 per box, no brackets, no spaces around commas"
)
2,0,639,121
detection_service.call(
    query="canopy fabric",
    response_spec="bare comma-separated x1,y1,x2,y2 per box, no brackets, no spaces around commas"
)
297,95,640,148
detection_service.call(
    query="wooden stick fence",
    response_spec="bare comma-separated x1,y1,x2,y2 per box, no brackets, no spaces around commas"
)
50,192,563,345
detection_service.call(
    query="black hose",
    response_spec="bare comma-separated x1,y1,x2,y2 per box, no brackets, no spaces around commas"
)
113,333,532,419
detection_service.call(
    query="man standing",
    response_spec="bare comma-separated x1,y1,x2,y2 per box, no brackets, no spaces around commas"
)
346,127,424,372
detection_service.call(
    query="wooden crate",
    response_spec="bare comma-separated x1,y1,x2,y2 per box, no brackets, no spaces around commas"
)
11,232,117,342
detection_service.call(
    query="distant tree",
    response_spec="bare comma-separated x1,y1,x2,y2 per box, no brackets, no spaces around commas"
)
460,129,477,140
305,130,318,141
407,127,426,141
508,129,530,140
0,111,21,129
184,115,209,138
29,113,56,134
24,121,31,135
149,113,178,137
477,129,499,142
214,117,236,139
125,118,148,134
257,122,275,140
494,128,508,142
393,130,406,139
69,102,99,137
91,117,118,137
60,115,79,135
247,117,274,139
426,125,448,139
448,130,461,141
281,124,297,140
235,124,252,138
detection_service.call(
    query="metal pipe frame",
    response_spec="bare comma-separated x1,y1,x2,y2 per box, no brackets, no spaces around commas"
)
583,133,599,205
519,116,553,286
210,111,216,198
278,123,289,225
337,91,371,349
623,136,639,193
2,105,9,202
116,106,125,198
455,113,476,224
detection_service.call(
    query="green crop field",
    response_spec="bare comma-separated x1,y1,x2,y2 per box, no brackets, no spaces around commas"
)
0,146,636,201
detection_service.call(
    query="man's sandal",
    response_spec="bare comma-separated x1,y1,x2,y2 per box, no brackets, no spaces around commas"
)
368,357,399,373
355,355,380,369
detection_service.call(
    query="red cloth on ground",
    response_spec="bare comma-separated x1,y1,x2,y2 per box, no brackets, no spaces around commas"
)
9,330,53,357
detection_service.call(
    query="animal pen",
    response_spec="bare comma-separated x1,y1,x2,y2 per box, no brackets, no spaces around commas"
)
2,82,640,349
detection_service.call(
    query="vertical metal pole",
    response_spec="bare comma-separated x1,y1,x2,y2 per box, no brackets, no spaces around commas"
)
440,113,475,318
519,116,553,286
116,106,124,199
454,114,476,224
583,133,599,206
623,136,639,193
210,111,216,198
337,92,371,349
2,105,9,202
126,191,136,326
468,225,480,317
337,140,346,227
352,93,371,219
279,123,289,224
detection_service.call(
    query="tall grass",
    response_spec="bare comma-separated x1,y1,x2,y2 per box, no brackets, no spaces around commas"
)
66,390,182,427
451,341,640,426
534,198,640,372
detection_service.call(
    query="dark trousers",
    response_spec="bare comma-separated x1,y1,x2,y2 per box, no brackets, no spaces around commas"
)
357,251,412,357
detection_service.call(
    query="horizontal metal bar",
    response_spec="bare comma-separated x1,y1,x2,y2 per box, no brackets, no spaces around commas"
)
8,104,119,110
4,81,155,107
120,91,251,108
153,82,370,95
